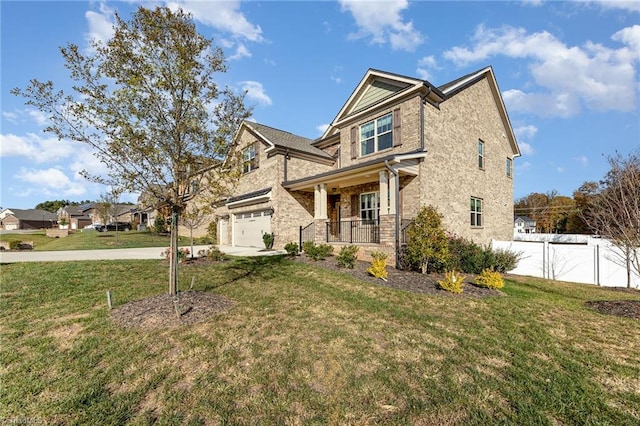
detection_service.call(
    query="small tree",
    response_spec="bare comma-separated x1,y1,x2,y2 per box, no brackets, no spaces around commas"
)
12,6,252,297
581,149,640,287
180,204,209,259
405,206,449,274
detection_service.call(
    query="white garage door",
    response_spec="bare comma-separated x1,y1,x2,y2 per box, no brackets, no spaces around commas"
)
234,210,272,247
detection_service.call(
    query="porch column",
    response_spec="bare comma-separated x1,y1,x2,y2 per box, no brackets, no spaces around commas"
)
314,184,328,219
388,170,397,215
379,171,389,215
314,185,320,218
319,183,328,219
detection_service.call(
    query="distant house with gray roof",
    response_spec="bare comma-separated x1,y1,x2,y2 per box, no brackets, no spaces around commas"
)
0,208,58,230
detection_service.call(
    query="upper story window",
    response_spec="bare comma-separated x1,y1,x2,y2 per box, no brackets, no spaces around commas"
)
360,192,379,222
360,113,393,156
506,157,513,178
478,140,485,169
470,197,483,227
242,143,257,174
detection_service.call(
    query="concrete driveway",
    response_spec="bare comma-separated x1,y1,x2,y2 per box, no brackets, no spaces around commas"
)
0,245,286,263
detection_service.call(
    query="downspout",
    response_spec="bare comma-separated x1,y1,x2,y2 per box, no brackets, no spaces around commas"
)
385,160,400,268
284,149,290,182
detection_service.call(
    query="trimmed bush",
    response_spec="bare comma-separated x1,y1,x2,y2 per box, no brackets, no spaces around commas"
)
405,206,449,274
263,232,275,249
474,268,505,289
153,216,168,234
367,251,388,280
437,270,466,294
207,221,218,244
304,242,333,261
284,242,299,257
337,245,359,268
492,248,521,273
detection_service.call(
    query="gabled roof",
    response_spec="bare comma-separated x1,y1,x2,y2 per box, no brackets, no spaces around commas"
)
2,208,58,221
242,121,334,163
321,68,442,139
514,216,536,223
318,67,520,158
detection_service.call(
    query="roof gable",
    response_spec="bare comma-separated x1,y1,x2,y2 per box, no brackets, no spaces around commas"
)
322,69,439,139
240,121,334,162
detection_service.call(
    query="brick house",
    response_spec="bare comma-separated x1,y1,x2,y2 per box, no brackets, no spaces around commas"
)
210,67,520,265
0,208,58,230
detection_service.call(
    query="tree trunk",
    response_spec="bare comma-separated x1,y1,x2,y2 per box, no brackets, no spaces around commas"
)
169,210,179,296
190,227,194,259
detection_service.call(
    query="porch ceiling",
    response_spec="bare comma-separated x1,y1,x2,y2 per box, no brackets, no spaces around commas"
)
283,151,426,192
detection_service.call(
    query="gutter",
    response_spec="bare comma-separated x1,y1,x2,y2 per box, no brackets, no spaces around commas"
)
384,160,400,268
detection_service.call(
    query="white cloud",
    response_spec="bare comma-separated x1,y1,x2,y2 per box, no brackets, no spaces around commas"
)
85,2,115,46
573,155,589,167
557,166,565,173
240,81,272,106
2,111,20,125
513,125,536,155
444,24,639,116
592,0,640,12
15,167,87,197
316,124,329,134
518,161,532,171
416,56,438,80
228,43,252,61
339,0,424,52
169,0,263,42
0,133,76,164
519,142,534,156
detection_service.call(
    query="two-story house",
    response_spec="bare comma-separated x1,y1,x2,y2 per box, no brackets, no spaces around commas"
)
514,216,537,234
210,67,520,265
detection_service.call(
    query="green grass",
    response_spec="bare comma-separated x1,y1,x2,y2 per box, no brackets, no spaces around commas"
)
0,230,194,251
1,257,639,424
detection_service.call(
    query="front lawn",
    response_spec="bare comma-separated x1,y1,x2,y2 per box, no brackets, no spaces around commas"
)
0,230,192,251
1,257,639,424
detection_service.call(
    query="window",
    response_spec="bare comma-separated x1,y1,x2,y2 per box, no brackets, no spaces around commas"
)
360,113,393,156
506,157,513,177
470,197,483,227
478,140,485,169
360,192,379,222
242,144,257,174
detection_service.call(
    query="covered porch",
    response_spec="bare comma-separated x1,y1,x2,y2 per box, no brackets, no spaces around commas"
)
284,152,426,259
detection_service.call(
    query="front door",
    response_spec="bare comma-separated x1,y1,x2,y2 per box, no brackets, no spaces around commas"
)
328,195,341,237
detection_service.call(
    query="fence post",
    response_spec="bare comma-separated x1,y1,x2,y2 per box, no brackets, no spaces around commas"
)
299,225,302,252
596,244,600,286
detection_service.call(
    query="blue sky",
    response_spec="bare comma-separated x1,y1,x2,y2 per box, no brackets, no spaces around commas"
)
1,0,638,209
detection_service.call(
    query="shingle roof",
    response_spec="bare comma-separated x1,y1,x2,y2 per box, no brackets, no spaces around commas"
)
227,187,272,204
246,122,334,160
4,209,58,221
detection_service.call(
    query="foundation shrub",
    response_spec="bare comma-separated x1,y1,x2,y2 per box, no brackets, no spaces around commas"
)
437,270,466,294
367,251,388,280
304,242,334,261
337,245,359,268
474,269,505,289
284,242,299,257
492,248,522,273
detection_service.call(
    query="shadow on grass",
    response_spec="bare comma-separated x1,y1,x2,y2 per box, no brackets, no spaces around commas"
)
202,255,289,291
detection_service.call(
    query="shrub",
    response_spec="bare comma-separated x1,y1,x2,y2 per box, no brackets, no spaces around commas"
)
302,240,315,254
197,246,226,261
153,215,168,234
337,245,359,268
405,206,449,273
263,232,275,249
160,247,190,262
437,270,466,294
304,242,334,261
367,251,388,280
492,248,521,273
9,240,21,250
207,221,218,244
474,268,505,289
284,242,299,257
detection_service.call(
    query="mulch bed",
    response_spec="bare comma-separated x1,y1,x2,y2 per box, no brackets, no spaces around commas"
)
109,254,640,329
293,255,503,298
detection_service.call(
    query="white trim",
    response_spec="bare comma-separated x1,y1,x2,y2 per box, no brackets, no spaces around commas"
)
226,190,272,209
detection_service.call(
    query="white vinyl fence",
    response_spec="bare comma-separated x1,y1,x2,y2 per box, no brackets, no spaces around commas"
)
492,238,640,288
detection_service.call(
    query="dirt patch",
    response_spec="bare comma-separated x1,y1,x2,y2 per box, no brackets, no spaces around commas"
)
110,291,234,330
585,300,640,320
294,255,502,298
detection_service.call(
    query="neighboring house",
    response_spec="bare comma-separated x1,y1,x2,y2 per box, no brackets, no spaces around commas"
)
0,208,58,230
80,203,136,226
206,66,519,265
514,216,537,234
57,205,93,230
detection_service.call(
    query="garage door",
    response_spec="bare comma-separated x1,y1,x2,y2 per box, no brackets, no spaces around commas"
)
234,210,272,247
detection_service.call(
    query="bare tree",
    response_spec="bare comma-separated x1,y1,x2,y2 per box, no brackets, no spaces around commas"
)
12,6,252,297
180,204,209,259
582,149,640,287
